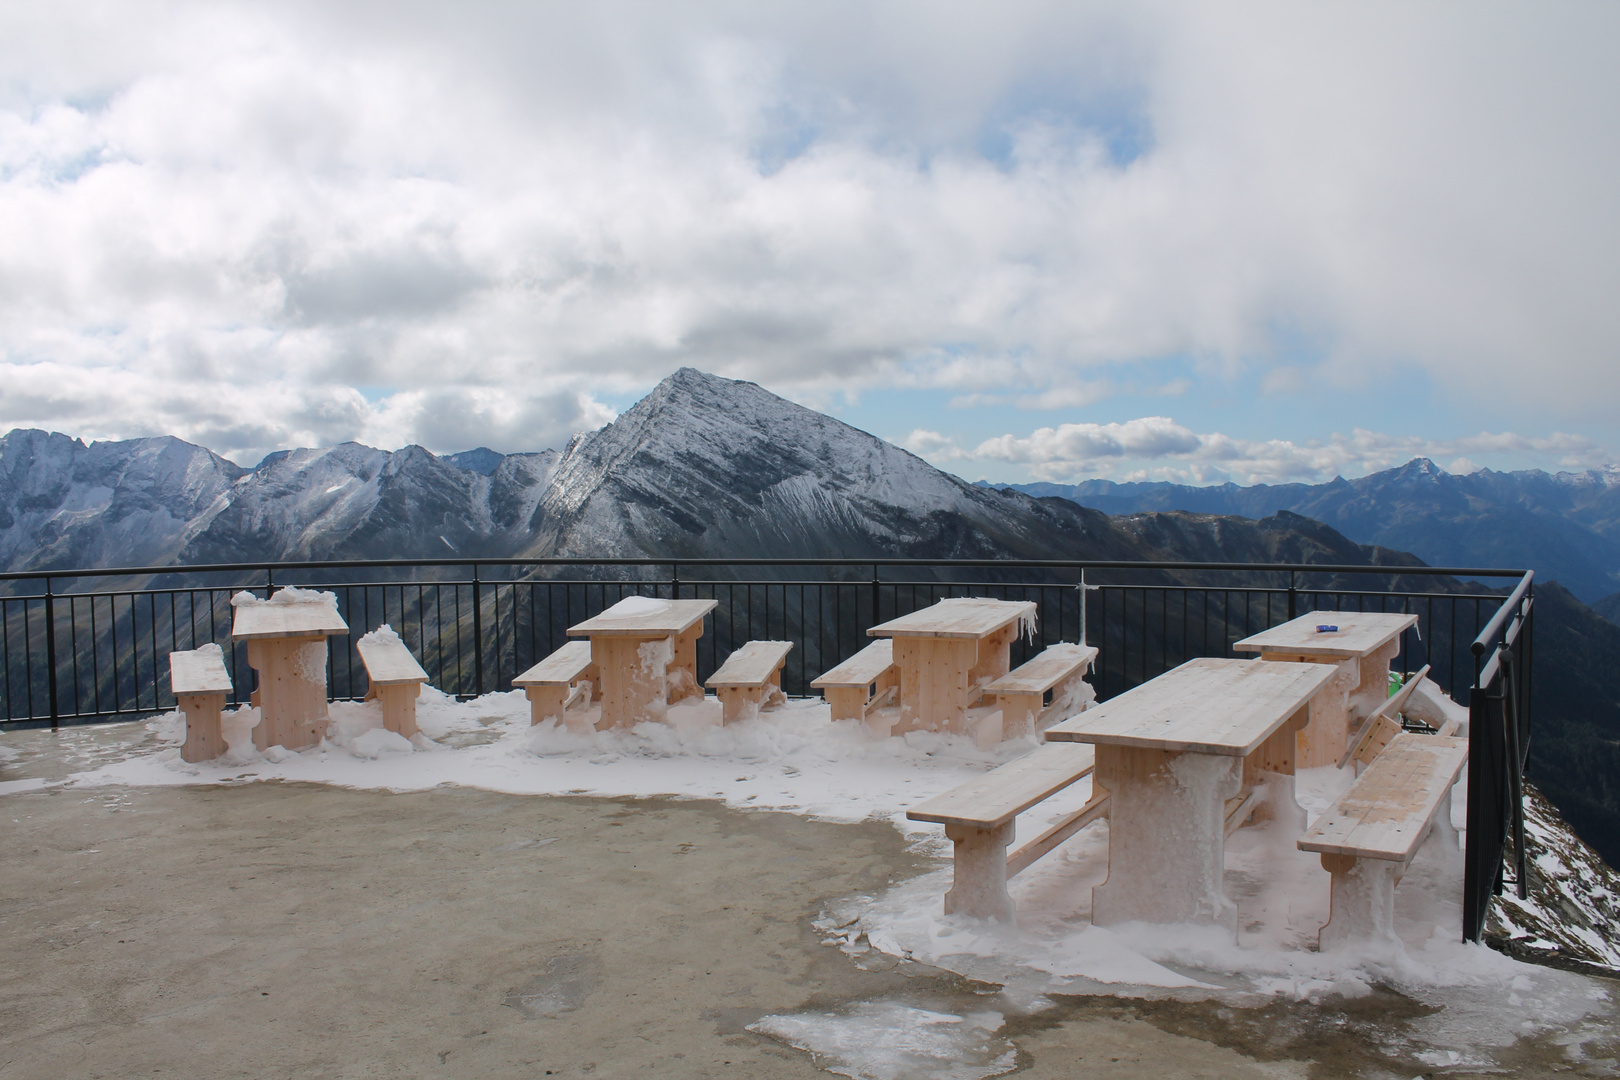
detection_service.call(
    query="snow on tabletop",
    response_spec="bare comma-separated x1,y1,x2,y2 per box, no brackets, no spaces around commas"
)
231,586,340,609
600,595,672,618
56,686,1618,1051
933,597,1038,642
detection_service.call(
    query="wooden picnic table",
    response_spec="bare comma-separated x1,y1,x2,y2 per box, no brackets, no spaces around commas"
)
867,598,1035,735
231,595,349,751
1045,657,1339,930
567,598,718,728
1233,611,1418,768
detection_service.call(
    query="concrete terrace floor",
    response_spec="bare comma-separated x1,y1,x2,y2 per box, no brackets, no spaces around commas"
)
2,721,1617,1080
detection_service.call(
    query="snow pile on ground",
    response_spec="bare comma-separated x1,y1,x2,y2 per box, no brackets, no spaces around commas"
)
94,689,1033,828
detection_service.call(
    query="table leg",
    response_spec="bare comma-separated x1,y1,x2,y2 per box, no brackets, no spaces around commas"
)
667,624,704,704
1091,745,1242,930
968,625,1016,691
1241,706,1309,833
1349,641,1401,721
246,635,331,751
1260,653,1356,768
895,637,977,733
592,635,670,728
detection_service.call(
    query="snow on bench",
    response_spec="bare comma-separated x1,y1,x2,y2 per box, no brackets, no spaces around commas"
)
705,640,793,723
906,742,1105,920
169,644,233,763
979,642,1098,747
810,639,897,733
1339,663,1437,770
512,641,599,733
355,626,429,740
1298,730,1468,949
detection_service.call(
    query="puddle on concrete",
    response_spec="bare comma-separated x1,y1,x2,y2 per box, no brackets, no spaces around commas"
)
502,953,602,1018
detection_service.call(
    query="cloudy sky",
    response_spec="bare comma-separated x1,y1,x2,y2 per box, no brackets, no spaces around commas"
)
2,1,1617,485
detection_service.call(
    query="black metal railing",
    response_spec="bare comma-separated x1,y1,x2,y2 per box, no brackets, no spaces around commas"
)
1463,569,1535,943
1,556,1532,942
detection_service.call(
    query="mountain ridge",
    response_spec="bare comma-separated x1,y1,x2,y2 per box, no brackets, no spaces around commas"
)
998,459,1620,602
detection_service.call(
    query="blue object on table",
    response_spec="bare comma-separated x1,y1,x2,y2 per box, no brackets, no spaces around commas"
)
1315,624,1339,633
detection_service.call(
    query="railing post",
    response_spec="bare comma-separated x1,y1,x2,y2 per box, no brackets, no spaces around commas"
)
44,576,59,730
472,564,484,697
871,565,881,627
1501,646,1528,900
266,566,275,597
671,562,680,600
1287,570,1297,622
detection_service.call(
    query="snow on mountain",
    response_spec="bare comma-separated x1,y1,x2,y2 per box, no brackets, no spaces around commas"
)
178,443,565,563
0,430,243,572
1490,784,1620,973
522,368,1140,561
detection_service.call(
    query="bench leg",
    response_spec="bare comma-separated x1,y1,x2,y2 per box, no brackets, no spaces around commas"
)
823,686,868,723
718,686,765,724
667,625,705,705
943,821,1017,921
179,692,228,763
970,710,1003,750
377,683,421,740
525,685,569,726
1318,853,1402,951
995,691,1042,741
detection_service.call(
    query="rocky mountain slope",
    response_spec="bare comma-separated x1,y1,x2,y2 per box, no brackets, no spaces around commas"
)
1012,459,1620,603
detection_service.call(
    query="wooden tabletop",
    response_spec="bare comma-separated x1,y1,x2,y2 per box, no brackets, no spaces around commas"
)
231,600,349,640
1233,611,1418,659
868,598,1036,640
566,597,717,638
1044,657,1339,756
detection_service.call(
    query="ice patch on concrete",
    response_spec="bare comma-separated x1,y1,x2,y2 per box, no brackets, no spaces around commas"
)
749,1002,1016,1080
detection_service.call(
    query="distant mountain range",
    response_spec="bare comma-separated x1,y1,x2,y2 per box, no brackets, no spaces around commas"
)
1000,462,1620,607
3,368,1618,865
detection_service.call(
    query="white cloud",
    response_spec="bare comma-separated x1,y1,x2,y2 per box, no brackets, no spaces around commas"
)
0,1,1616,460
939,419,1613,485
900,428,966,460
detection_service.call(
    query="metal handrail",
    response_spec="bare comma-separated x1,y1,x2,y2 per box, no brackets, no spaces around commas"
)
0,555,1534,585
1470,570,1535,664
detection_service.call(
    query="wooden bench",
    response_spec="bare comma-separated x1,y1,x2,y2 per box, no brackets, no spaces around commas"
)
979,642,1098,747
810,640,898,733
169,644,233,763
356,627,430,740
1339,664,1458,770
705,640,793,723
906,743,1107,920
512,641,600,733
1298,731,1468,949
